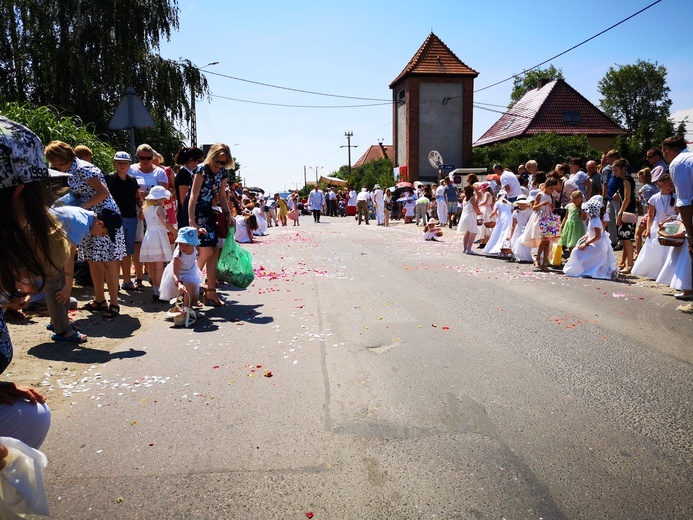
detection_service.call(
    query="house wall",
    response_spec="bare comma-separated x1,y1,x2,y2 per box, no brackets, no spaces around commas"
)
418,82,463,181
588,135,618,153
396,94,407,168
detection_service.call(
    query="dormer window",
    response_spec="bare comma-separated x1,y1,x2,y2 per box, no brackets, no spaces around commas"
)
562,111,581,123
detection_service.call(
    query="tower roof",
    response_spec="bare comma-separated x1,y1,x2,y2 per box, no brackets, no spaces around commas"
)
473,79,626,147
390,33,478,88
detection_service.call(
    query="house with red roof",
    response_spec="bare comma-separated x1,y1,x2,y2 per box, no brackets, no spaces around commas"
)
390,33,478,182
474,78,627,151
352,143,393,169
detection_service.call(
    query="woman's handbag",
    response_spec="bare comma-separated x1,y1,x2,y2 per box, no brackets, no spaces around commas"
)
554,182,566,218
636,199,645,216
621,211,638,224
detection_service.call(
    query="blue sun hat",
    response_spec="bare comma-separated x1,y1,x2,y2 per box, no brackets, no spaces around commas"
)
175,226,200,246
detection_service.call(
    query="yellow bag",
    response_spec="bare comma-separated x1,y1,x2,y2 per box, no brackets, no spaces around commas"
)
549,243,563,267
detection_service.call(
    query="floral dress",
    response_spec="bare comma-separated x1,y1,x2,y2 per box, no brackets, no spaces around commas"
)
559,203,586,248
185,164,224,247
68,158,126,262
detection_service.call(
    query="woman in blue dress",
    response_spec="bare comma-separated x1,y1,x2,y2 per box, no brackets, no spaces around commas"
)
185,143,235,306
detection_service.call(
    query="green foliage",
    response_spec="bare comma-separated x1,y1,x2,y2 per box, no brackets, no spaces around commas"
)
0,0,207,163
509,65,564,107
0,101,116,173
341,158,395,190
471,133,600,173
598,60,677,169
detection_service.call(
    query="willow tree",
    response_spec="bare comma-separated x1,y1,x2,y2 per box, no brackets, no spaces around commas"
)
0,0,209,159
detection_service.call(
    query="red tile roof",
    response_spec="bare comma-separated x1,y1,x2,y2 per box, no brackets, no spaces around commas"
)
390,33,478,87
474,79,626,147
353,144,393,168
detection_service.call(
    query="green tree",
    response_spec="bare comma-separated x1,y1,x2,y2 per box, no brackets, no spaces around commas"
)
1,101,116,173
342,158,394,190
0,0,208,162
471,133,600,173
509,65,564,107
598,60,679,168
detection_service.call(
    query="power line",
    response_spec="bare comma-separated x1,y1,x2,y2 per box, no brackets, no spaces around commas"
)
205,70,390,102
473,0,662,95
210,93,391,108
473,104,533,119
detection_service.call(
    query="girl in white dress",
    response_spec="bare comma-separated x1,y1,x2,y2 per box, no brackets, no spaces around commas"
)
234,214,259,243
477,183,495,248
563,196,619,280
520,184,557,270
139,185,176,300
159,227,203,307
655,218,692,297
632,174,677,279
252,204,268,235
456,185,480,253
509,196,534,262
484,193,513,255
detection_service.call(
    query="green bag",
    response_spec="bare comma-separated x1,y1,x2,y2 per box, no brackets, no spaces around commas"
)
216,230,255,288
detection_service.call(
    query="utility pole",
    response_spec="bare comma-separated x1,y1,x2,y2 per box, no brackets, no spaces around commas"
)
184,60,218,147
309,166,323,184
341,131,358,177
304,165,307,189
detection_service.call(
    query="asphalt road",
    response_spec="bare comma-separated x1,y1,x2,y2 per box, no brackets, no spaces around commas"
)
38,216,692,519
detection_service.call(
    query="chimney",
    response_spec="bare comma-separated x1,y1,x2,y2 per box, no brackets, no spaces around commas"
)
537,78,550,90
378,142,389,160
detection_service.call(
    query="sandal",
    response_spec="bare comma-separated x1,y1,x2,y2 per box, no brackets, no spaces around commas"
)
134,279,145,290
203,289,225,307
47,321,80,332
121,281,136,291
82,299,108,311
52,330,88,344
102,304,120,319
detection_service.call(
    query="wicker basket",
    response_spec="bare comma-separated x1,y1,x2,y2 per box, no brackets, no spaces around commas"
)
476,218,484,226
657,218,685,247
500,247,512,255
484,221,496,228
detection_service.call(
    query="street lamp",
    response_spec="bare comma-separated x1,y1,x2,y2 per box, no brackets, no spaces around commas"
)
182,60,219,147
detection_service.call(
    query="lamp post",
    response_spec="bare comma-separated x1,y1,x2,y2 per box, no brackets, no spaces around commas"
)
184,60,218,147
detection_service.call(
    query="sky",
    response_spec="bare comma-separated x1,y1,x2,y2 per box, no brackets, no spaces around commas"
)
158,0,693,194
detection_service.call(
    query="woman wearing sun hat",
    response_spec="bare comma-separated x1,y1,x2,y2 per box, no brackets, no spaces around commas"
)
563,195,619,280
45,140,125,318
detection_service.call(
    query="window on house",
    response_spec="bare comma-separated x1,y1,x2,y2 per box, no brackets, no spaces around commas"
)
398,89,406,101
562,111,581,123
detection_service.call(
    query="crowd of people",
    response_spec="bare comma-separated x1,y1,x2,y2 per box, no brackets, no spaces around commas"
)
0,113,692,457
285,149,692,315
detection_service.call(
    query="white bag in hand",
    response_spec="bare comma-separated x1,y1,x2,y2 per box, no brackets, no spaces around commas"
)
0,436,49,518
